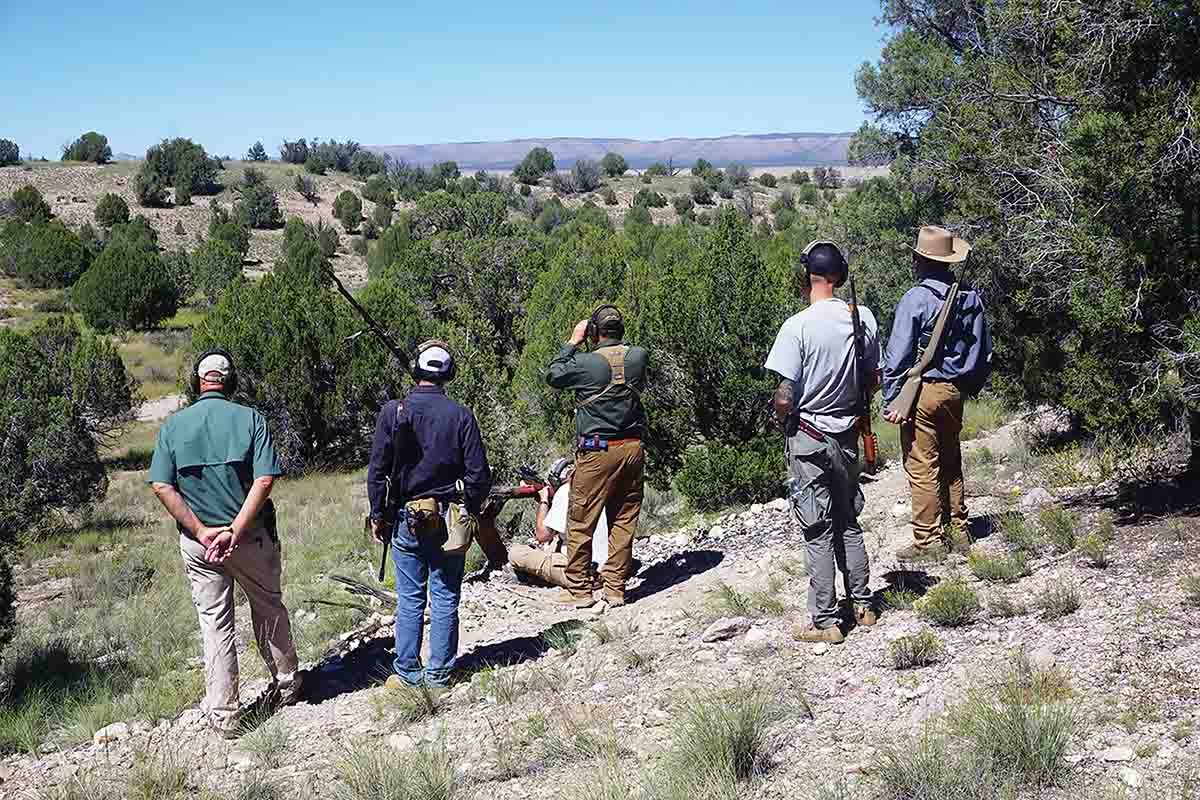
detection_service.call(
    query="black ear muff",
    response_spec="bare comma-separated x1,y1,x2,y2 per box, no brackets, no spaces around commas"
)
799,240,849,289
191,348,239,396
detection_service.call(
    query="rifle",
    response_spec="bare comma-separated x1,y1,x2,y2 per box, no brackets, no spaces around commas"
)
468,466,554,582
885,263,971,422
324,265,413,582
848,276,879,474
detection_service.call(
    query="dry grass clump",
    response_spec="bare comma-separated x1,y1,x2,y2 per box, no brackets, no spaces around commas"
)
240,719,289,769
334,739,459,800
371,682,439,726
915,577,981,627
708,579,786,619
1180,574,1200,607
1000,513,1043,555
1079,515,1115,568
987,594,1028,619
888,629,945,670
1039,507,1079,553
882,588,919,611
968,549,1032,583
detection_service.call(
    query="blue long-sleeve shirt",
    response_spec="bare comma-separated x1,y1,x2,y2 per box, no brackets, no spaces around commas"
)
367,386,492,519
882,271,993,404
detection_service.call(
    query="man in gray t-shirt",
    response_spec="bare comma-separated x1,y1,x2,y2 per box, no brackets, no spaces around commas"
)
764,241,880,646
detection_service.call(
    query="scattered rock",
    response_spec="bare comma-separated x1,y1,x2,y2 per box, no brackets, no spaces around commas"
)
1100,746,1135,763
751,503,764,514
768,498,789,512
709,525,725,538
890,501,910,519
1029,648,1057,671
701,617,752,642
1018,488,1054,512
1119,767,1144,789
672,533,690,548
92,722,129,745
1022,404,1077,448
812,643,830,656
742,627,773,648
387,733,417,751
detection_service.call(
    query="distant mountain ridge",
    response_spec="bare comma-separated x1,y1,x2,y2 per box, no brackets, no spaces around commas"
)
366,132,853,170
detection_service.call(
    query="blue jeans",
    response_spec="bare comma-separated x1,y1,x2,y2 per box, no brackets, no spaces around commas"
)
391,512,466,687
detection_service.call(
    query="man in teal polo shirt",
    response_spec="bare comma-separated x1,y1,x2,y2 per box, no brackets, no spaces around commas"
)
149,350,302,737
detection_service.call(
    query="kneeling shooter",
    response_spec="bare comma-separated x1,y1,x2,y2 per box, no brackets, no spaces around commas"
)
765,241,880,644
545,306,648,608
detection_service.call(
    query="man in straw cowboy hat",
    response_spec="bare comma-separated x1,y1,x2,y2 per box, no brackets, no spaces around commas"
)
882,226,993,560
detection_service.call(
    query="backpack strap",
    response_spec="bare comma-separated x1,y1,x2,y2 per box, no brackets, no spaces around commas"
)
576,345,639,409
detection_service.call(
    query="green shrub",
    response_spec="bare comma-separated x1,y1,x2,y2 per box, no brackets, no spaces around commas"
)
279,139,308,164
796,183,820,205
208,201,250,258
967,549,1031,583
773,208,798,232
695,211,711,226
916,576,981,627
1078,515,1114,568
726,163,750,186
519,183,531,197
333,190,363,233
350,150,386,180
236,180,282,230
601,187,617,205
572,159,603,193
676,438,782,510
133,168,168,207
690,181,714,205
1000,513,1042,554
641,174,652,184
513,147,555,184
889,629,945,669
988,594,1028,619
362,175,393,206
162,249,193,300
1181,575,1200,606
191,238,242,305
352,236,369,256
757,172,777,188
246,141,268,162
624,205,652,227
12,185,50,223
5,221,91,288
62,131,111,164
717,181,734,199
371,201,393,231
645,162,669,177
1038,507,1079,553
632,189,667,208
692,158,715,178
789,169,810,184
139,137,219,207
94,194,130,227
671,195,694,217
600,152,628,177
72,238,178,332
0,139,18,166
1034,583,1081,620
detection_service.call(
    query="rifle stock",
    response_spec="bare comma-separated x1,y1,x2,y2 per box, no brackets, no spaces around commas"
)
885,278,963,421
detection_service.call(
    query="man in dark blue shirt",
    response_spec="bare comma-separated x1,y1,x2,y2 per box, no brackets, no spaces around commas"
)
883,226,993,559
367,340,491,688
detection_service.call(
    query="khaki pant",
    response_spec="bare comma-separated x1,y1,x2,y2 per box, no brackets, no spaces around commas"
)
508,543,569,588
901,381,967,548
179,526,298,722
566,440,645,601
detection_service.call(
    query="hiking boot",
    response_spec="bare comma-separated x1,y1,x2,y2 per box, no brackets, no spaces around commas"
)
603,593,626,608
206,710,245,740
855,604,878,627
275,670,306,706
554,589,598,609
384,674,412,690
792,624,845,644
895,542,948,561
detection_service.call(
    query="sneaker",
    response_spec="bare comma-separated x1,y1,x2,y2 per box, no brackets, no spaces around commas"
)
792,624,845,644
554,589,598,609
855,605,878,627
896,542,948,561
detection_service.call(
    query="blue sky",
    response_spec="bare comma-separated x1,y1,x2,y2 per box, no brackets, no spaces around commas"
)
1,0,888,159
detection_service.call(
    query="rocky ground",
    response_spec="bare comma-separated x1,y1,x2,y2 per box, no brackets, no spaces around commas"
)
2,420,1198,799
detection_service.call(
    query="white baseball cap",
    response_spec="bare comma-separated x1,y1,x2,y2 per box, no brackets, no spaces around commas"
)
197,353,232,382
416,345,453,376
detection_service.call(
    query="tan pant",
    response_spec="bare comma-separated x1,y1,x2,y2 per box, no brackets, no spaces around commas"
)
901,381,967,548
179,526,298,722
509,543,569,588
566,440,644,600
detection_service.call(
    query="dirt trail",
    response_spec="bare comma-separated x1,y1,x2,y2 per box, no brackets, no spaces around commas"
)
5,420,1198,799
136,393,187,422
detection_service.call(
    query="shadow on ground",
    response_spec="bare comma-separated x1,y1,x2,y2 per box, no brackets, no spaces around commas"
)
628,548,723,602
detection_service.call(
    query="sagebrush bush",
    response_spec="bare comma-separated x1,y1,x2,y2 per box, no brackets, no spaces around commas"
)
916,576,981,627
94,193,130,227
72,237,178,332
967,549,1031,583
62,131,111,164
572,159,603,193
691,181,714,205
12,184,51,223
1039,507,1079,553
676,438,782,510
633,189,668,208
889,629,945,669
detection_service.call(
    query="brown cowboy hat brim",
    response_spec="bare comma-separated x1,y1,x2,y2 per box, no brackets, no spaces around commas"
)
912,237,971,263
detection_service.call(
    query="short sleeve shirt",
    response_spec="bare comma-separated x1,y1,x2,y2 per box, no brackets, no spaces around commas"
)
543,482,608,564
148,392,282,527
764,298,880,434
